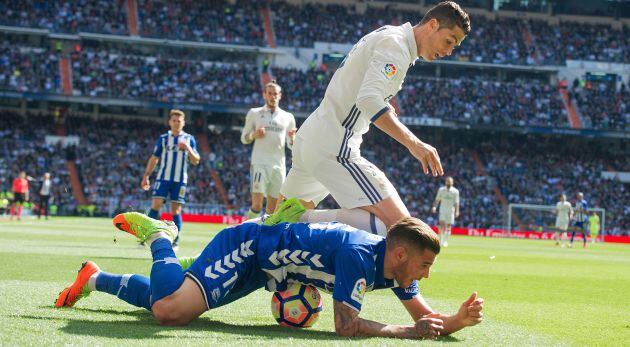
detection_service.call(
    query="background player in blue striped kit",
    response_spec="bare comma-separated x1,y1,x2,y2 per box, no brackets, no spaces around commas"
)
56,211,484,340
140,109,200,248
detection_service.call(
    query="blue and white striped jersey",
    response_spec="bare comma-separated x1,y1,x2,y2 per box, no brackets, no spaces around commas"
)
575,199,589,222
152,130,198,183
256,222,419,312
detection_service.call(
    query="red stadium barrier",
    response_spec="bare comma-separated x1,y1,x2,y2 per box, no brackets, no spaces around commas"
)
430,226,630,244
160,213,630,244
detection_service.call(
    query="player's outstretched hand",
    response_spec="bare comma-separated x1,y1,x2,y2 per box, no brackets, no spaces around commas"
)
456,292,484,327
141,176,150,191
408,140,443,177
415,313,444,339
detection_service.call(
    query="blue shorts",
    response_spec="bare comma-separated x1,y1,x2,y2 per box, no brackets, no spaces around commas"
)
574,221,586,231
152,180,186,204
185,223,268,310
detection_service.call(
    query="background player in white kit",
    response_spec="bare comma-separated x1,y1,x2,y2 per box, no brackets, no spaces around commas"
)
431,176,459,247
241,81,296,219
276,2,470,234
554,194,573,247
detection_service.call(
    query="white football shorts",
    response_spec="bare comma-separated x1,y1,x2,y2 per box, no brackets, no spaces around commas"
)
280,137,396,208
250,164,285,198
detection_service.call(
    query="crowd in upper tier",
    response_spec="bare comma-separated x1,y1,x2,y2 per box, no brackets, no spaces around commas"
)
1,41,627,131
0,0,627,64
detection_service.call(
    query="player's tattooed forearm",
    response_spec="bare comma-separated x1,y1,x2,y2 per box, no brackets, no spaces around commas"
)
333,301,359,336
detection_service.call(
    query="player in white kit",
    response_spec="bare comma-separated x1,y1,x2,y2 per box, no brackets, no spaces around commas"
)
241,81,296,219
431,177,459,247
554,194,573,247
277,2,470,233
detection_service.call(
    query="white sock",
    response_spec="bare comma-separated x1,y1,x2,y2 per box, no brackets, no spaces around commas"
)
247,208,261,220
146,232,170,246
87,272,100,291
301,209,387,236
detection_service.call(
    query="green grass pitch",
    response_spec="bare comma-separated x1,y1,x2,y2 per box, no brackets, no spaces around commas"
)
0,217,628,346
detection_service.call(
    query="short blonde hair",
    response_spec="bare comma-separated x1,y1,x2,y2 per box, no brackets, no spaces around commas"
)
169,109,185,119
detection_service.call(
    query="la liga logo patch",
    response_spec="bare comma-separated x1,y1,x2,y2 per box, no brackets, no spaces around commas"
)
383,63,397,79
351,278,367,304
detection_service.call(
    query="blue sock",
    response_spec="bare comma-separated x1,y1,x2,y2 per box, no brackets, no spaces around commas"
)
172,214,182,244
148,209,160,220
150,238,184,305
95,272,151,310
570,231,576,243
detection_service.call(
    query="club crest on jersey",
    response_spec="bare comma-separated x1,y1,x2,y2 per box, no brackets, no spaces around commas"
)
382,64,397,80
351,278,367,304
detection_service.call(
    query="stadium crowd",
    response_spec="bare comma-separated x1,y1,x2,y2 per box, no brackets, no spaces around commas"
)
137,0,265,46
0,0,128,35
0,0,627,65
398,75,567,128
0,41,61,94
0,111,73,214
6,111,627,234
571,81,628,131
0,41,626,131
71,49,261,105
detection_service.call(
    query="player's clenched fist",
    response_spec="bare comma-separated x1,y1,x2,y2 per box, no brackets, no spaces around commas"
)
415,313,444,339
253,127,266,139
140,176,151,191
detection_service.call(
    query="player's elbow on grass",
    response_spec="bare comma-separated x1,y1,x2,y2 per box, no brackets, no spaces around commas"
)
333,301,360,337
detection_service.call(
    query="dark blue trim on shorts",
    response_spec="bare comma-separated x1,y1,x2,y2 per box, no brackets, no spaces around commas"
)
370,213,377,234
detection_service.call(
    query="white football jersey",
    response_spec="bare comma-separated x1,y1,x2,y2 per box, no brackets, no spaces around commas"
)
241,105,296,167
297,23,418,158
556,201,572,222
436,186,460,214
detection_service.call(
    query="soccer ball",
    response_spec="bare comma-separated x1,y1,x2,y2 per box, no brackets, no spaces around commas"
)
271,282,323,328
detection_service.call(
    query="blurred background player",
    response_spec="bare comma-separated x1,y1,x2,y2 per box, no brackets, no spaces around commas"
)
588,211,600,243
141,109,200,249
554,194,572,247
431,176,460,247
277,2,470,232
9,171,30,221
570,192,588,248
241,81,296,219
37,172,52,220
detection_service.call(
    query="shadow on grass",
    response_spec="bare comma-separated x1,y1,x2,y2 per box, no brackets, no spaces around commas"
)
20,309,340,341
24,307,462,342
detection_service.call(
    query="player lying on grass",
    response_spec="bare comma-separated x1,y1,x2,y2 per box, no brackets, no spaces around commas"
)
55,207,483,339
